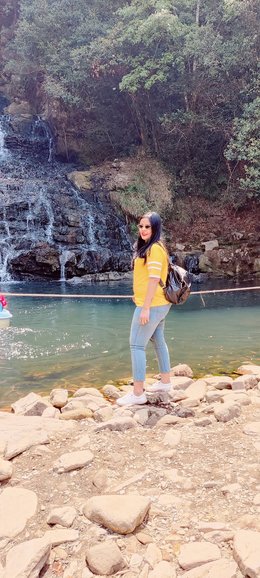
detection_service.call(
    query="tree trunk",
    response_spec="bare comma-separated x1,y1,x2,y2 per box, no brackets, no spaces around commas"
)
193,0,201,73
130,93,149,153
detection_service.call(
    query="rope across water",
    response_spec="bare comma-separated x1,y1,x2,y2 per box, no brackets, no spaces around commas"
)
1,286,260,299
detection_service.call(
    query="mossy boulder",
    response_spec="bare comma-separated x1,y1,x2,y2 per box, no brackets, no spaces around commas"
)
67,171,92,192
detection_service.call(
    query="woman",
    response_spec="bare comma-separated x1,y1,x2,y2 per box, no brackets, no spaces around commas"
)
117,211,172,406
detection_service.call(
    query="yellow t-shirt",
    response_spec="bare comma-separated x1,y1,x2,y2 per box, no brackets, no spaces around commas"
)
133,242,169,307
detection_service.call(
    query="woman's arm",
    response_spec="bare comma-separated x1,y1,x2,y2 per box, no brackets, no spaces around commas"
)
139,278,160,325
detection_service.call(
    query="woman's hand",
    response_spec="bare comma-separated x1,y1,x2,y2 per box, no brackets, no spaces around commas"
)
139,307,150,325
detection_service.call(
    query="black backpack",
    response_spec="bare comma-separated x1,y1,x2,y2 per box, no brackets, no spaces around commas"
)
160,262,191,305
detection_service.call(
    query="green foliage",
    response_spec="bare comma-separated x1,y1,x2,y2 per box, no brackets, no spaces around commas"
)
3,0,260,203
112,182,150,220
225,97,260,196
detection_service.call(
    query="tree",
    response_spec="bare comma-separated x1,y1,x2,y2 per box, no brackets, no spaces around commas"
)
4,0,260,200
86,0,259,197
225,97,260,196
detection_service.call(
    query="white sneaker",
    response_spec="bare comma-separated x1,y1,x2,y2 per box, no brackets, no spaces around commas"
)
116,392,147,406
147,381,171,393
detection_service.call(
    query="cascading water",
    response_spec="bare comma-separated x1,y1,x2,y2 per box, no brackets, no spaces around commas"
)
0,112,132,282
32,116,54,162
184,254,205,282
59,249,75,281
0,116,9,161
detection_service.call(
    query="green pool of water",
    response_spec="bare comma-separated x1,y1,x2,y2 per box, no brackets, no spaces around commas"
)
0,280,259,407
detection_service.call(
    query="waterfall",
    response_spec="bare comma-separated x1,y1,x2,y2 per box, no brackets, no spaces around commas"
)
31,116,54,162
2,207,11,239
0,183,56,281
184,254,206,283
0,250,12,282
0,117,9,161
0,209,12,282
86,210,97,249
59,250,75,281
0,112,132,281
36,188,55,243
184,254,200,274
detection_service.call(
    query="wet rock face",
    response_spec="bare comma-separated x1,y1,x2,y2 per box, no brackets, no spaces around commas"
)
0,114,132,280
3,114,52,160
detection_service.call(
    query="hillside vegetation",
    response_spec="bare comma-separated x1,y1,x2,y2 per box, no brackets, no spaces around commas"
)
1,0,260,205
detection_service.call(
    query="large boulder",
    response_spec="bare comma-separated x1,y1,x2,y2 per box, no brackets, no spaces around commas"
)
83,494,151,534
0,488,38,539
85,541,126,575
233,530,260,578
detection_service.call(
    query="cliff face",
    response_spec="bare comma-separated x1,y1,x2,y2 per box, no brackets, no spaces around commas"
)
0,112,132,282
1,97,260,282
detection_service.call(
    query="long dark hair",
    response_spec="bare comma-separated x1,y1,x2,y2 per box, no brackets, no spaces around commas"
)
135,211,165,262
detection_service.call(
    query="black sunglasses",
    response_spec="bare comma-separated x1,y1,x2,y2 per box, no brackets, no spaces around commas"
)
138,224,151,229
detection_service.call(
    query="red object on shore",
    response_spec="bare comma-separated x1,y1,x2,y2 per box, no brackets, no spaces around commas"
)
0,295,7,308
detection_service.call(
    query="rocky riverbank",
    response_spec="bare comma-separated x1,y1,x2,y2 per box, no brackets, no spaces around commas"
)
0,362,260,578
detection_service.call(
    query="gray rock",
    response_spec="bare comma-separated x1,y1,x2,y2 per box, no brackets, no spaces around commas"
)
170,364,193,378
102,384,121,399
61,400,90,413
180,559,238,578
53,450,94,473
175,407,195,418
47,506,77,527
73,387,103,398
214,402,241,422
0,440,6,456
232,375,258,390
183,380,207,402
84,494,151,534
170,376,193,390
5,431,49,460
169,390,188,402
233,529,260,578
42,406,60,418
0,488,38,539
204,376,233,389
93,406,114,422
194,418,213,427
133,408,149,425
59,408,93,420
11,392,51,416
224,392,251,406
0,458,13,481
92,469,108,491
205,391,224,403
178,541,221,570
202,240,219,251
0,411,75,459
86,541,126,575
144,543,162,567
49,388,68,408
155,415,182,427
94,417,137,432
43,528,79,546
1,537,51,578
148,561,176,577
237,364,260,376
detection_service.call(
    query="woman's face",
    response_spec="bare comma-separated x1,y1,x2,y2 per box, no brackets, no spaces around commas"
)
138,217,152,242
